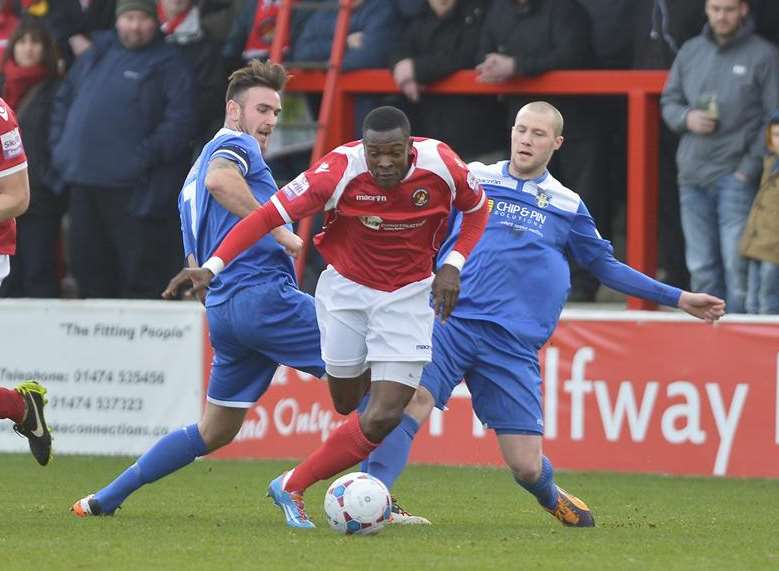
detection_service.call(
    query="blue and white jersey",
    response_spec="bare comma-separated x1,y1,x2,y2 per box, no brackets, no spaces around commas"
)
439,161,680,347
178,128,295,307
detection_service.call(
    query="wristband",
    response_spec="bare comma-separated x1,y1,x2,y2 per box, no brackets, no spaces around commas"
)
202,256,225,277
442,250,465,272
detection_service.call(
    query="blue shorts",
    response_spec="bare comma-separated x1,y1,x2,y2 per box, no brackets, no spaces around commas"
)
206,277,325,407
421,316,544,435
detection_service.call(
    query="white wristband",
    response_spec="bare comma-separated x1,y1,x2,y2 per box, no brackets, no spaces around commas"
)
442,250,465,272
202,256,225,277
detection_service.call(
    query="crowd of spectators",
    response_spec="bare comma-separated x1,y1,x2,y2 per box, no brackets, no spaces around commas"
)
0,0,778,313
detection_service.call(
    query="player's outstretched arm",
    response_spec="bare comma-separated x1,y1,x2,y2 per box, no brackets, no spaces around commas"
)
677,291,726,323
161,267,215,300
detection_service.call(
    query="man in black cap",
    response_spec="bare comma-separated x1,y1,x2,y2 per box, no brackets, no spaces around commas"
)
50,0,197,299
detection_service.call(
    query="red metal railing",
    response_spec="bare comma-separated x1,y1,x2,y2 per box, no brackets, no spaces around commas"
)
284,69,667,310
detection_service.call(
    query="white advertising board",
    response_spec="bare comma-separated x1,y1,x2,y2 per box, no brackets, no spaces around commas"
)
0,300,205,456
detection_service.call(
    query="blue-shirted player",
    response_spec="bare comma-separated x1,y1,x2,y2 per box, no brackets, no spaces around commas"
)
363,101,726,527
71,60,325,518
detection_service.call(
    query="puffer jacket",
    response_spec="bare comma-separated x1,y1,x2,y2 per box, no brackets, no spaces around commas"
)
741,154,779,264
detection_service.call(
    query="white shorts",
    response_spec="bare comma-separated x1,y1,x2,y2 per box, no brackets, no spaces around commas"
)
0,255,8,287
315,266,434,387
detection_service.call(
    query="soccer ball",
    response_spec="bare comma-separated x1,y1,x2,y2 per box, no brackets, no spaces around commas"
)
323,472,392,535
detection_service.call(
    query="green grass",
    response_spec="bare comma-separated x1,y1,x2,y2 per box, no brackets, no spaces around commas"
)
1,454,777,570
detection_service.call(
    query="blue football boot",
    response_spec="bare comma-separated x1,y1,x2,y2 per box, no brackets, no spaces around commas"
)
267,472,316,529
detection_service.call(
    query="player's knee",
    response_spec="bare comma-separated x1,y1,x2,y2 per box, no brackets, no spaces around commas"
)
330,389,360,415
360,408,403,442
198,421,241,452
507,457,542,483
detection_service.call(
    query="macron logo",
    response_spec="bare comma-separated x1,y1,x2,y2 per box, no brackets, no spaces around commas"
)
355,194,387,202
0,106,7,121
314,162,330,174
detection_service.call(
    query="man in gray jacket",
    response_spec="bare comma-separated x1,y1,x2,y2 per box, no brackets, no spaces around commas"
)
661,0,779,313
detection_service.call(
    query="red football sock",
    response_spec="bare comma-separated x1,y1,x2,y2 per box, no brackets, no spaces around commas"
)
0,387,25,423
284,413,378,493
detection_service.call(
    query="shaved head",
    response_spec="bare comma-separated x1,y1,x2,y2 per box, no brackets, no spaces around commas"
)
515,101,564,137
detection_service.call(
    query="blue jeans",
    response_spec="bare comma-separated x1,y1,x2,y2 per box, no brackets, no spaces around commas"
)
746,260,779,314
679,174,756,313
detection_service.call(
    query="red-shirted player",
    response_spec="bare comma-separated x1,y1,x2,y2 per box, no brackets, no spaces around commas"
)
0,96,52,466
165,106,489,527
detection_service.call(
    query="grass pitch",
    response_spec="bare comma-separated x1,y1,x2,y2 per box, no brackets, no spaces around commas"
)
1,454,777,570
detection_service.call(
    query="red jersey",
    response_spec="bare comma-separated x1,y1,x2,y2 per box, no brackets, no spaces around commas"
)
271,137,485,291
0,98,27,255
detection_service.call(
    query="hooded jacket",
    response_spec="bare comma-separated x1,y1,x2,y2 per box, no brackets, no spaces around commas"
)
661,18,779,185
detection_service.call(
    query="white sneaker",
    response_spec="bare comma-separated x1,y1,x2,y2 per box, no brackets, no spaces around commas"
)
389,497,431,525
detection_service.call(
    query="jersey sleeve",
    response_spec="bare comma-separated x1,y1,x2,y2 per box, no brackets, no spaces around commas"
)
208,134,260,178
0,100,27,178
437,142,485,213
207,150,350,270
566,200,615,267
567,200,682,307
270,151,350,224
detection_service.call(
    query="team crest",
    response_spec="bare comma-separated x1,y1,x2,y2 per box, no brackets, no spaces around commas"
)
411,188,429,207
536,191,551,208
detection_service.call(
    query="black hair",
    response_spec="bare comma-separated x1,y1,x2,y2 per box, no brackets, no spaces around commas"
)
2,17,60,76
362,106,411,137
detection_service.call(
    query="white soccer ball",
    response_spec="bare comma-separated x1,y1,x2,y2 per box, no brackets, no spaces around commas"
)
323,472,392,535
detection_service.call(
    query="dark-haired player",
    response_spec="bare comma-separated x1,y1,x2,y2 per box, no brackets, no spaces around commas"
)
166,105,490,528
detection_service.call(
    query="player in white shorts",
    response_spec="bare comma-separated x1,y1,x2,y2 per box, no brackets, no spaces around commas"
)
166,106,489,527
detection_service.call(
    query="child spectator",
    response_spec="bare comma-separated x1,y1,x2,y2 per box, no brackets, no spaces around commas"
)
741,111,779,314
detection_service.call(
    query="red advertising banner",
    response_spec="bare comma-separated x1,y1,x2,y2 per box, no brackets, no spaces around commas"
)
210,314,779,478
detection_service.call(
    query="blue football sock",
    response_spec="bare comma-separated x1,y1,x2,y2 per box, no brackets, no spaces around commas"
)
515,456,559,510
94,424,207,513
360,413,419,490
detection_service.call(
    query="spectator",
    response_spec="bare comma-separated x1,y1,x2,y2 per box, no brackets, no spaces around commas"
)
159,0,226,153
49,0,196,299
389,0,503,160
633,0,706,290
0,18,64,298
661,0,779,313
222,0,314,71
291,0,399,71
47,0,117,65
291,0,401,136
577,0,635,69
740,112,779,314
476,0,607,302
633,0,706,68
198,0,246,43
